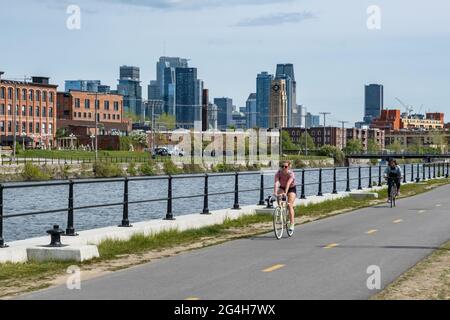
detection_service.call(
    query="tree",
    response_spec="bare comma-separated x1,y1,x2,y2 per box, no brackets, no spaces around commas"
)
430,131,448,154
388,140,403,153
407,137,424,154
343,139,363,155
318,145,345,165
156,113,176,130
367,138,380,153
123,111,140,123
281,130,297,152
298,132,315,151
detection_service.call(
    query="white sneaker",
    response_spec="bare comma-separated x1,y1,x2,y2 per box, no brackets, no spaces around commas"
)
288,223,295,233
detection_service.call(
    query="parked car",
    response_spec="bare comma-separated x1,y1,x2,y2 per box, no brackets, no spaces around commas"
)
152,147,170,158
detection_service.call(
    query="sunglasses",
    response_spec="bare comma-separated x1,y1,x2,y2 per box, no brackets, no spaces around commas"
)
282,165,289,168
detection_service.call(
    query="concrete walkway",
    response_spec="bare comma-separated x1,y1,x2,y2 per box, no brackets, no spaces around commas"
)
19,183,450,300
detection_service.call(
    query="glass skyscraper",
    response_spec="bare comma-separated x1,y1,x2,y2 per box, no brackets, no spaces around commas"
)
246,93,257,129
275,64,297,127
256,72,273,128
214,97,233,130
117,66,142,117
65,80,101,92
175,67,202,128
364,84,384,124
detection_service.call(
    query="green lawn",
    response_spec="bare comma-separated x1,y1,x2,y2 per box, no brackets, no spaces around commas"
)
16,150,151,160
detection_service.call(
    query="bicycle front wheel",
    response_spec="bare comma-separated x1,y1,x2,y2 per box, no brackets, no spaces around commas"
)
273,207,284,240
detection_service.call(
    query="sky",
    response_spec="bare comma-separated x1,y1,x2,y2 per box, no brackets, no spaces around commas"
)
1,0,450,125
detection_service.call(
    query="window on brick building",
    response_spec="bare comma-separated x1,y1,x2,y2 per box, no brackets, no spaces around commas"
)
35,122,40,134
0,121,4,132
8,88,13,100
104,101,110,110
29,122,33,133
35,106,40,117
7,121,11,132
49,107,53,117
85,99,90,109
42,107,46,117
29,90,34,101
0,104,4,115
7,104,11,115
49,92,54,103
22,105,26,116
36,91,41,101
114,102,119,111
75,98,80,108
29,106,33,117
0,87,5,99
22,89,27,100
42,91,47,102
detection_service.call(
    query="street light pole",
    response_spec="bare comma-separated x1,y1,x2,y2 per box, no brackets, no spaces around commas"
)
12,83,17,161
339,121,349,150
319,112,331,147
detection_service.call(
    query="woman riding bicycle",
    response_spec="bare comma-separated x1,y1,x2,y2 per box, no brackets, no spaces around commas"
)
274,160,297,233
384,158,403,202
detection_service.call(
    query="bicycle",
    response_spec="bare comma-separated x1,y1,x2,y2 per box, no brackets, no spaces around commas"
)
386,176,399,208
271,194,294,240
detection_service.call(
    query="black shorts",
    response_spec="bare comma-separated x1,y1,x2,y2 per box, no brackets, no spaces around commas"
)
280,186,297,195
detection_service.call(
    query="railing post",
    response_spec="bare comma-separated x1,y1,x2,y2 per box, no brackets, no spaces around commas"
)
233,172,240,209
119,177,132,227
346,167,351,192
438,162,442,177
317,168,323,196
332,168,338,194
358,167,362,190
403,164,407,183
0,184,8,248
65,180,77,236
446,162,449,178
433,163,436,178
202,174,210,214
416,163,420,182
300,169,306,199
428,162,431,179
423,163,426,181
368,166,372,188
378,165,382,187
258,173,265,205
164,176,175,220
410,163,414,182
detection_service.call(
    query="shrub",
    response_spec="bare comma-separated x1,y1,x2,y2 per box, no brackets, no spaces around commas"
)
163,160,182,175
182,164,205,174
127,161,137,176
93,162,125,178
21,163,51,181
139,162,156,176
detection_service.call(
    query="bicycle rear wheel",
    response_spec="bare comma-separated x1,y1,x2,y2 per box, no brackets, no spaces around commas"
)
391,185,397,208
273,207,284,240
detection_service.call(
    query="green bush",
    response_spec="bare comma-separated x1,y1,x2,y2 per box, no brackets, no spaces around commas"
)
21,163,51,181
139,162,156,176
127,161,137,176
93,162,125,178
182,164,205,174
163,160,182,175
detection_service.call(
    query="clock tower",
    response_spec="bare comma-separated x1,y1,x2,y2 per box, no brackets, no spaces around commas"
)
269,79,288,129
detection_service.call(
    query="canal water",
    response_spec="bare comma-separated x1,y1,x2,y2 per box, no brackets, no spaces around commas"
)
2,165,420,242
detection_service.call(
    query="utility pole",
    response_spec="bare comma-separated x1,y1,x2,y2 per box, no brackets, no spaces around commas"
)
339,121,349,150
319,112,330,147
301,106,308,156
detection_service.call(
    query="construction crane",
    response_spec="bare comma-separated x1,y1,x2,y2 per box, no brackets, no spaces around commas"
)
395,97,414,116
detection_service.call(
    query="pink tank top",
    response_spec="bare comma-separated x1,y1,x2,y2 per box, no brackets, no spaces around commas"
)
275,170,296,188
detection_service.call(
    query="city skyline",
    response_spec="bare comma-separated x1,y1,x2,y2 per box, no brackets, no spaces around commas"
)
2,0,450,125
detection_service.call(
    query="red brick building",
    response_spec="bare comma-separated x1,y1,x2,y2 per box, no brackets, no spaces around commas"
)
370,109,401,131
0,73,58,148
57,91,130,136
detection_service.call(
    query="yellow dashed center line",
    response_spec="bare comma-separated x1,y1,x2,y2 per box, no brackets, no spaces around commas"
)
262,264,285,273
393,219,403,224
185,297,200,300
324,243,339,249
366,229,378,235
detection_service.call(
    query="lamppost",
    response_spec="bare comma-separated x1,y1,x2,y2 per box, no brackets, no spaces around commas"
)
90,134,95,152
86,92,100,161
69,133,75,150
21,132,26,151
12,82,18,161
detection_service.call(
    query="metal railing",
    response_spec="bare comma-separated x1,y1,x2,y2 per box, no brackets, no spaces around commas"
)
0,156,152,165
0,162,448,248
